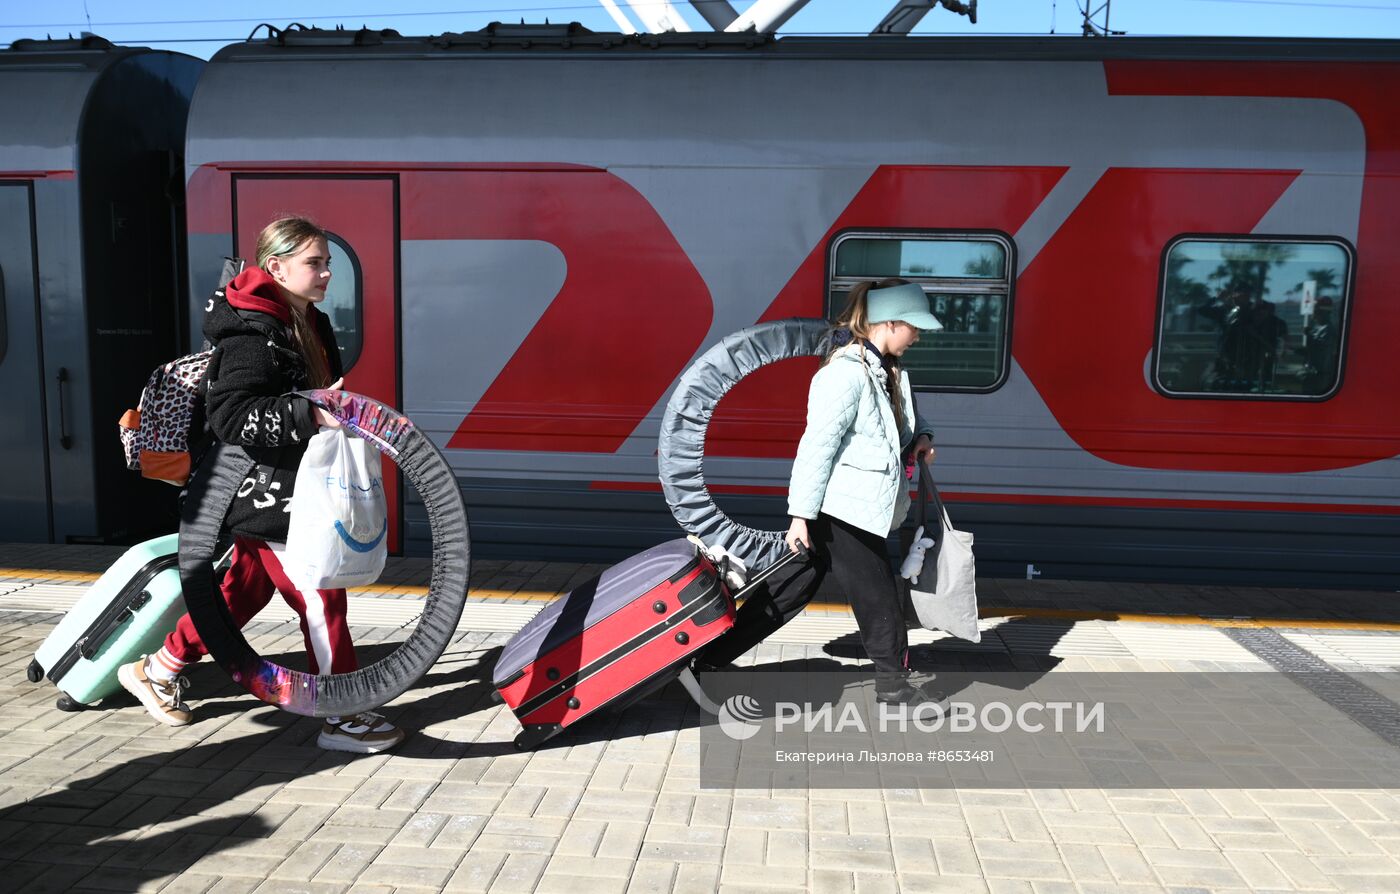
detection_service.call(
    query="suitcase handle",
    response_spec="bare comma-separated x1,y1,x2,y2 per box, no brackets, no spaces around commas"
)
77,584,158,660
731,542,807,601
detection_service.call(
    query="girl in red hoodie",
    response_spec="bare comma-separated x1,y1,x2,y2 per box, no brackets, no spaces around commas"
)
120,216,405,753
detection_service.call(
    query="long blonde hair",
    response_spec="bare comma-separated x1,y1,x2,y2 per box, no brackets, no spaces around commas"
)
831,278,910,432
255,216,332,389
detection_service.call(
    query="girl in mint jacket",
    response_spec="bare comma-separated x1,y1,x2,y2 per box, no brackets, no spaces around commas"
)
786,280,940,704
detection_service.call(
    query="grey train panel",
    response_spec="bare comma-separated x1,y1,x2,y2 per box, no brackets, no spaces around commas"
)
0,40,202,543
402,475,1400,591
962,503,1400,590
0,45,105,543
402,478,679,563
0,183,50,540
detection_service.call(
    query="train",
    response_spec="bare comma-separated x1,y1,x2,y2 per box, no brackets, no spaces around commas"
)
2,25,1397,589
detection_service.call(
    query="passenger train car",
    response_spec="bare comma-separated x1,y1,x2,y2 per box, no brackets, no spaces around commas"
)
5,25,1398,588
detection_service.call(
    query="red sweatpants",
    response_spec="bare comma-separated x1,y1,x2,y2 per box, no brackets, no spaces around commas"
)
165,536,358,674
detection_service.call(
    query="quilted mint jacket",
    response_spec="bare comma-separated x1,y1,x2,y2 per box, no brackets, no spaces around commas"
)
788,343,933,537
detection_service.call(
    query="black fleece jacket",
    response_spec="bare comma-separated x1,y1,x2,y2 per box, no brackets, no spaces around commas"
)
201,267,343,542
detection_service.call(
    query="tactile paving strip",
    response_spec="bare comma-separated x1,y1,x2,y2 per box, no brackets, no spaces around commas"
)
1225,627,1400,747
766,614,1263,663
0,583,542,633
1104,625,1263,663
1282,631,1400,668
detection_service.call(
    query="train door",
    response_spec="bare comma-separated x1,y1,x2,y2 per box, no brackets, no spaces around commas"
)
0,181,52,541
232,175,402,552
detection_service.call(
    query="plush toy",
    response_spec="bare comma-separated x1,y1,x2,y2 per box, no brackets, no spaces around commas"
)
686,535,749,590
900,525,937,585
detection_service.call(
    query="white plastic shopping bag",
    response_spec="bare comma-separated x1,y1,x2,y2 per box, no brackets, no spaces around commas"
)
901,463,980,642
285,429,388,589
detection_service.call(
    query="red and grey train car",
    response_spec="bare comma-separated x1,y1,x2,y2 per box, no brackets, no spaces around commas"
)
8,26,1400,589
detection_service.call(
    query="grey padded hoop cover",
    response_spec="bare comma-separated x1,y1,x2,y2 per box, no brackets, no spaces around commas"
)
179,391,470,718
658,318,830,571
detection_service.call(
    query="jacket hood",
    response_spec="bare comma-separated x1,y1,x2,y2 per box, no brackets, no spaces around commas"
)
226,268,290,322
203,267,322,342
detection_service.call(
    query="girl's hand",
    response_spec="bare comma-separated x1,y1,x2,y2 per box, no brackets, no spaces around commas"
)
914,434,936,465
314,378,345,429
785,517,811,554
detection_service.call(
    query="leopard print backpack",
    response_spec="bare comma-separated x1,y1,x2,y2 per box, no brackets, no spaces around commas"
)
118,350,215,486
118,258,244,486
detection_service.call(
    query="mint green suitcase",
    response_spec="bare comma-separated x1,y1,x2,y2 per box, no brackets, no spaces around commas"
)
27,534,185,710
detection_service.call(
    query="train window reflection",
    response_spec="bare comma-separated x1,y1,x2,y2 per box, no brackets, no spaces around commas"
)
323,231,362,374
835,238,1006,280
1156,237,1352,399
827,232,1013,391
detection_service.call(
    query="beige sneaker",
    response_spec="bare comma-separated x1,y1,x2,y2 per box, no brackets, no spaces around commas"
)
317,712,406,754
118,658,192,726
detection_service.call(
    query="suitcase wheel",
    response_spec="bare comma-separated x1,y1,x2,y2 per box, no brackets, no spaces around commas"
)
55,694,86,713
26,659,44,684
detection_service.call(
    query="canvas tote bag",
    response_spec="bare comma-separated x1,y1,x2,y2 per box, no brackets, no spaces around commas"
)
901,461,980,642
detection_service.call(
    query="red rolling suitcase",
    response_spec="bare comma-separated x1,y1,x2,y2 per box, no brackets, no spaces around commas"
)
493,537,798,749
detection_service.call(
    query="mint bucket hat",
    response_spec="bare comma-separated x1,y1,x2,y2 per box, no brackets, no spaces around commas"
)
866,283,943,331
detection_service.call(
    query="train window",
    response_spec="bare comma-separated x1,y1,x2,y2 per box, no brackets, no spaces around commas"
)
322,232,363,374
1155,237,1352,399
827,232,1013,391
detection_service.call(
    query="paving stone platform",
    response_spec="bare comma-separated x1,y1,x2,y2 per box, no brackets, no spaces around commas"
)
2,542,1399,893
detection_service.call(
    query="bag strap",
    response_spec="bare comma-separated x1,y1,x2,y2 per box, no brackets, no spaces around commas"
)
851,348,903,450
917,460,952,539
200,258,248,353
218,256,246,289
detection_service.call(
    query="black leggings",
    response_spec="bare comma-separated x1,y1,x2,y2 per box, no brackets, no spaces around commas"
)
699,513,908,675
812,513,909,675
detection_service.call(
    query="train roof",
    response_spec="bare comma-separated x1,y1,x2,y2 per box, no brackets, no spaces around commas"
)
0,34,148,67
208,23,1400,64
0,36,200,174
186,21,1388,179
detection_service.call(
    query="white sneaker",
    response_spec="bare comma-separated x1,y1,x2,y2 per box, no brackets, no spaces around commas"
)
316,711,406,754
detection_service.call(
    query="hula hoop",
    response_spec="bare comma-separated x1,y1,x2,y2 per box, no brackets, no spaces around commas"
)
179,390,470,717
657,318,830,571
